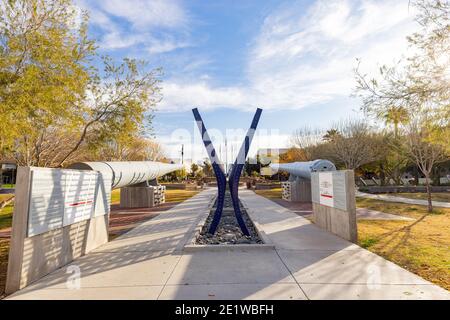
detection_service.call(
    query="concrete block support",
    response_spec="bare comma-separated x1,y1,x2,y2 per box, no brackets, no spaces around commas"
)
311,170,357,243
281,179,311,202
120,185,166,208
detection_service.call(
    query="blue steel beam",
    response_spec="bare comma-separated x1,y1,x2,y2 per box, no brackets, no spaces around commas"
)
192,107,263,236
228,108,262,236
192,108,226,234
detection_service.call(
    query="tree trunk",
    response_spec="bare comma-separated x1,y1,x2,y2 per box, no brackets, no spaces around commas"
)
379,164,386,186
425,175,433,213
413,166,419,186
393,121,400,185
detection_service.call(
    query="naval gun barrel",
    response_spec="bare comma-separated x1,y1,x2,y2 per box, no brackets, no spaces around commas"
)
69,161,183,189
269,159,336,180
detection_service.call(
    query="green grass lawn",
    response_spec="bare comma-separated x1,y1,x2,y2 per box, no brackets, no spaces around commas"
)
255,188,450,290
0,195,14,230
111,189,120,205
1,184,15,189
254,188,282,199
380,192,450,203
110,188,200,205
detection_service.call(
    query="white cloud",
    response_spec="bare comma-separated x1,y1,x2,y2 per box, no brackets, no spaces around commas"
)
97,0,187,29
76,0,190,53
160,0,418,112
101,32,144,49
160,82,250,112
146,37,191,54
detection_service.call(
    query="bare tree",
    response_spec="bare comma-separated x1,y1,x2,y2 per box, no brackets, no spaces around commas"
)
290,127,325,161
403,117,447,212
328,119,382,170
353,0,449,153
11,127,89,167
96,137,164,162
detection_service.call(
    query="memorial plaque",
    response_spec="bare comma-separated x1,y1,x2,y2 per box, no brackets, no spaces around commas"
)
62,171,98,226
27,169,66,236
27,168,110,237
319,172,334,207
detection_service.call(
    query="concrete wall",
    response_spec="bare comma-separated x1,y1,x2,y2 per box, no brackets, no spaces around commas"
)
311,170,357,243
6,167,110,294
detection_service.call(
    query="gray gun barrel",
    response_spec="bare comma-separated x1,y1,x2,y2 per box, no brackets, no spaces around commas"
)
270,159,336,180
69,161,183,189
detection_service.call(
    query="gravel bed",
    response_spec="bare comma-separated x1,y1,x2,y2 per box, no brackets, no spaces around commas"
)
195,191,263,245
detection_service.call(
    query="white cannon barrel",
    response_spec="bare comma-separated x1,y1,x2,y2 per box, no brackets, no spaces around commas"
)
69,161,183,189
270,159,336,180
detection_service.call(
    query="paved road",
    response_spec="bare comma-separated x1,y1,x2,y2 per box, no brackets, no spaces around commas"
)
357,191,450,208
6,189,449,300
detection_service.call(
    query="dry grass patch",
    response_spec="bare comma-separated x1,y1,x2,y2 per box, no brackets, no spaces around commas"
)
255,191,450,290
165,189,200,203
110,188,199,205
357,198,450,290
380,192,450,203
356,197,448,218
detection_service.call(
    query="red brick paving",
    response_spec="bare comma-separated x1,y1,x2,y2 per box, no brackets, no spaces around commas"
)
0,228,10,239
267,198,314,220
108,202,182,238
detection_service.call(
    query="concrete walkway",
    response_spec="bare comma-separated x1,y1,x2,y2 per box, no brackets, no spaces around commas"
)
357,191,450,208
6,189,449,300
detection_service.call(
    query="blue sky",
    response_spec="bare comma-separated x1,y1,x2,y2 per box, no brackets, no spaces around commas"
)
76,0,418,163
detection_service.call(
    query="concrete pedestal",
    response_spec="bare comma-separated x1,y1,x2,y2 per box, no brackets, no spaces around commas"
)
120,185,166,208
311,170,357,242
282,179,311,202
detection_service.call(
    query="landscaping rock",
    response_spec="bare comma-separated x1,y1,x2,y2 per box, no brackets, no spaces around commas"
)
195,191,263,245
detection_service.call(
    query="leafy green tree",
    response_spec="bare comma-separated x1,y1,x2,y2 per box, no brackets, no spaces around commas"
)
0,0,162,167
0,0,94,165
190,163,199,178
202,160,213,177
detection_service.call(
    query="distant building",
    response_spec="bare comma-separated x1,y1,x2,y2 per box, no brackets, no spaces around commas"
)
0,159,17,186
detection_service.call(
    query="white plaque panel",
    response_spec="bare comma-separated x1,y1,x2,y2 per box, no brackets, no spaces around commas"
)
62,171,97,226
319,172,334,207
27,169,66,236
27,168,111,237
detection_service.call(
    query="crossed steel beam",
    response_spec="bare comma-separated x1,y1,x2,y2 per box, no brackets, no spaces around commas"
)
192,107,262,235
